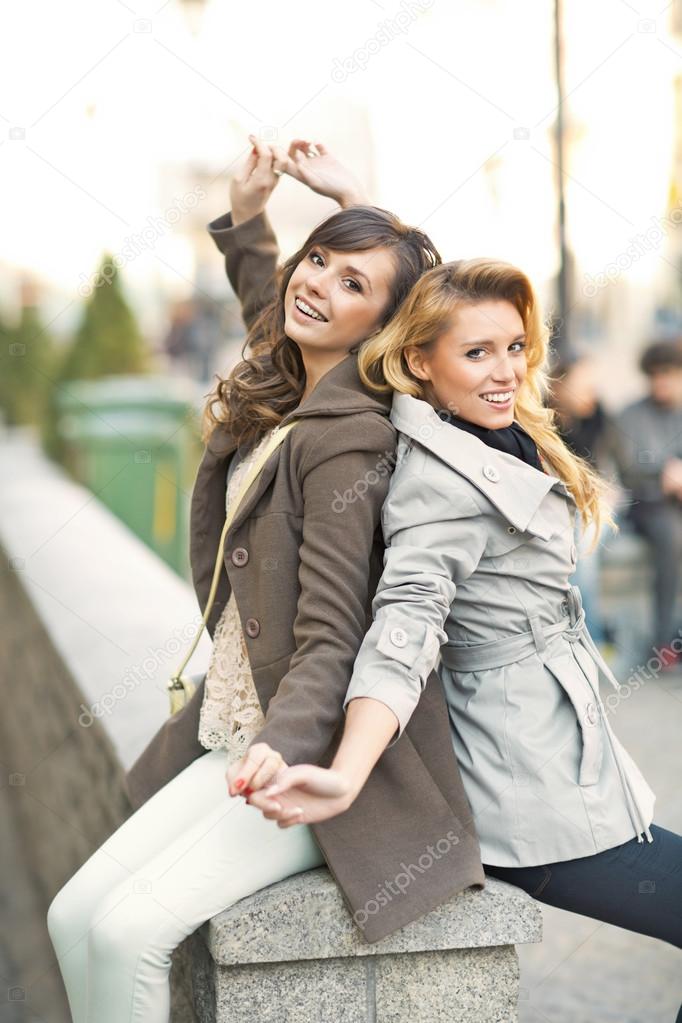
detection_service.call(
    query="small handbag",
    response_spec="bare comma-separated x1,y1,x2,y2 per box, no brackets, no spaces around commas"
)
167,419,299,716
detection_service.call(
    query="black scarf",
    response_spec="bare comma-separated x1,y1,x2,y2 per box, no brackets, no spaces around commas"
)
436,409,545,472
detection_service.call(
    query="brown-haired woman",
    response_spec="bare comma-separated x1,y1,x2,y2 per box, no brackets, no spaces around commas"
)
254,258,682,1018
46,141,487,1023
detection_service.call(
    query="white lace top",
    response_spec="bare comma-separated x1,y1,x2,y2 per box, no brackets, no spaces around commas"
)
197,426,279,762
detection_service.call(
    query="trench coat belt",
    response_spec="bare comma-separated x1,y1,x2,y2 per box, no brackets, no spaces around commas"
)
440,585,654,844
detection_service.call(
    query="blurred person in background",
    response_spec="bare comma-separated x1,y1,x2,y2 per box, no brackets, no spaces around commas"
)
612,339,682,669
163,296,222,384
549,351,620,645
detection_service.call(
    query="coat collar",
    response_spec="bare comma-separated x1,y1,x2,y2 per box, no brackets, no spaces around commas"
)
391,392,575,539
196,352,392,545
206,351,392,457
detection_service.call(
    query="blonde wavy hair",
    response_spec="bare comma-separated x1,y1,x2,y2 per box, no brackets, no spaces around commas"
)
358,258,615,543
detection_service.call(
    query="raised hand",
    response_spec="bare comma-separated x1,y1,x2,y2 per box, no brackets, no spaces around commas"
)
229,134,283,225
230,134,367,225
277,138,368,208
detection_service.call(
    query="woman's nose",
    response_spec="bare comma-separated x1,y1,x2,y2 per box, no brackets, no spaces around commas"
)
305,269,329,299
491,355,515,382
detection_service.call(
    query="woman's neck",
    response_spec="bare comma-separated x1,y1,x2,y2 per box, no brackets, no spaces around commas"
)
298,348,353,404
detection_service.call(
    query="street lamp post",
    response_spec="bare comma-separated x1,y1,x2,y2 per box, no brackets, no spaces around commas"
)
553,0,570,358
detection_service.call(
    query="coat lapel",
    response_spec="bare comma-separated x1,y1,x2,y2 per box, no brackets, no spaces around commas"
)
391,393,575,540
197,352,392,545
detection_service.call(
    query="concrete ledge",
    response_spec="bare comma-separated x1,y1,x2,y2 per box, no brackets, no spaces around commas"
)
189,866,541,1021
204,867,540,964
191,938,521,1023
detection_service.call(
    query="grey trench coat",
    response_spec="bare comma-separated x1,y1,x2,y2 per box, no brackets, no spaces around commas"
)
123,210,486,943
343,393,656,867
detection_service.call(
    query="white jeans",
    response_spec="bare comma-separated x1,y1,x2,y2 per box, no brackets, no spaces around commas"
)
46,749,326,1023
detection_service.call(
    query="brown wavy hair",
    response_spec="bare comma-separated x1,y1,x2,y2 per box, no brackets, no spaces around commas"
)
358,258,615,543
201,205,441,449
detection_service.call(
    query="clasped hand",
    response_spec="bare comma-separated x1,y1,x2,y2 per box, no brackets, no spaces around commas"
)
226,741,354,829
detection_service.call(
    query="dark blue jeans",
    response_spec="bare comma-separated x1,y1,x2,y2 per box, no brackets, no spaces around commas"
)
483,823,682,1021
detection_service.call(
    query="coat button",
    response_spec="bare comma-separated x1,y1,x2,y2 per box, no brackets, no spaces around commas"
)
483,464,500,483
586,701,599,725
389,627,408,647
507,525,517,534
245,617,260,638
231,547,249,566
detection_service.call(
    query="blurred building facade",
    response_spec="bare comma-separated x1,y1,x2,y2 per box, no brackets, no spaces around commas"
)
1,0,681,405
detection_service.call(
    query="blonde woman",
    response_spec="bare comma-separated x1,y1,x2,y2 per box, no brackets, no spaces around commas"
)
246,259,682,1013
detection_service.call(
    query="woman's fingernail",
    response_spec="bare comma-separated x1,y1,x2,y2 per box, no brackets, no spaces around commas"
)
243,787,253,796
234,779,244,790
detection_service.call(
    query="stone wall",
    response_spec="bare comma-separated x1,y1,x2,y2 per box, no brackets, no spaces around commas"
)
0,430,213,1022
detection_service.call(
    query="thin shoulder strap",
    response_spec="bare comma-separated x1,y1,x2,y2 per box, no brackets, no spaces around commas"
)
170,419,298,684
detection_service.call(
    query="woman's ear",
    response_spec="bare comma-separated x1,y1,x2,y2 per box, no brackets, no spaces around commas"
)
404,344,431,382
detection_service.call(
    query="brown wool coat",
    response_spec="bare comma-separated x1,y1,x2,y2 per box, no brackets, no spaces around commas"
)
123,209,486,943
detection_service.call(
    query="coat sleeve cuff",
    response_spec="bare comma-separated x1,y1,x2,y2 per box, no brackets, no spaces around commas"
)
206,209,276,256
341,608,443,747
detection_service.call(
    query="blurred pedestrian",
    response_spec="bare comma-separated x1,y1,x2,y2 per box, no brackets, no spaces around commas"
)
549,351,618,644
612,339,682,668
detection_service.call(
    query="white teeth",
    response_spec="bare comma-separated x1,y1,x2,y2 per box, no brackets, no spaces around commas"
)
481,391,513,403
295,297,326,321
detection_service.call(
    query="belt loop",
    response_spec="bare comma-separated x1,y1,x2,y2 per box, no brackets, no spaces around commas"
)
528,615,547,654
567,585,581,627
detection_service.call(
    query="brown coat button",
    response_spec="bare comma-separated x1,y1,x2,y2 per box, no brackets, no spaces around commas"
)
231,547,249,566
245,617,260,637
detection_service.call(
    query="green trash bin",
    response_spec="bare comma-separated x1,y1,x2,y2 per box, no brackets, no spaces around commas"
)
55,375,204,577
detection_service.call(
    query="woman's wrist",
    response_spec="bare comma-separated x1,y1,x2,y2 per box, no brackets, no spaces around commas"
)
329,756,368,806
338,190,368,209
231,203,265,227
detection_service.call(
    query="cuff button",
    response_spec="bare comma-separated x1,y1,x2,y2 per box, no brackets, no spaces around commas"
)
389,627,408,647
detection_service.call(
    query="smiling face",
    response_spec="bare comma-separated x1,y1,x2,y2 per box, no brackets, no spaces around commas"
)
405,298,528,428
283,244,397,357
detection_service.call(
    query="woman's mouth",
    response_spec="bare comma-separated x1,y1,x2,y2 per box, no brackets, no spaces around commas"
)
293,296,328,323
479,389,515,410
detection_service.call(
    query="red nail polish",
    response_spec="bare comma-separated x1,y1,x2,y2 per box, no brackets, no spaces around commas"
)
244,787,253,796
234,779,244,790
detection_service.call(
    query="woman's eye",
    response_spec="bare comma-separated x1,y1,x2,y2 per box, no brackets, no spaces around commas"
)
510,341,527,353
465,348,486,359
309,251,324,266
344,278,361,292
